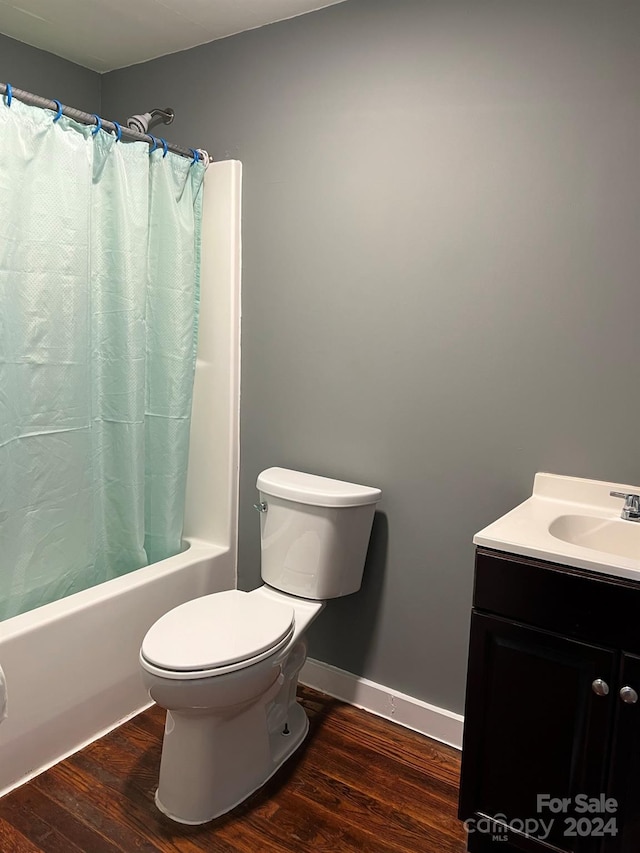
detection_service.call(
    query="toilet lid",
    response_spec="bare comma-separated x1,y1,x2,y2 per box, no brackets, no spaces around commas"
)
141,590,295,673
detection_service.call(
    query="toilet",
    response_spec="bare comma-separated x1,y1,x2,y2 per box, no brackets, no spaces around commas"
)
139,467,381,824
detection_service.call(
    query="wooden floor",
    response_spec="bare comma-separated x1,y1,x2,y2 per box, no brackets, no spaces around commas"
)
0,686,468,853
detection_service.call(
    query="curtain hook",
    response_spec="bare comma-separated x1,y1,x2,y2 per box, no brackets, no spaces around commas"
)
112,121,122,142
197,149,211,168
52,99,63,122
4,83,12,107
189,148,199,166
148,135,158,154
159,138,168,158
91,114,102,135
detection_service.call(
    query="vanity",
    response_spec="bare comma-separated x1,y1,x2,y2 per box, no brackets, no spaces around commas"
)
458,474,640,853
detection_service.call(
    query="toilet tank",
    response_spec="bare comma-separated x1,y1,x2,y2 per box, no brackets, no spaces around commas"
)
256,468,382,600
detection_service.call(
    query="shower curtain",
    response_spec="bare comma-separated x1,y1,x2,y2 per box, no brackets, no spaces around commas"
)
0,99,205,620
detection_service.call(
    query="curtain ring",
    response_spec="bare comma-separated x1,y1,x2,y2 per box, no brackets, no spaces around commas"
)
112,121,122,142
159,138,168,158
4,83,12,107
91,114,102,135
148,135,158,154
189,148,199,166
52,99,63,122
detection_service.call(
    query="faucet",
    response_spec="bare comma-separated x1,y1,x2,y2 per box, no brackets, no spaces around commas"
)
610,491,640,521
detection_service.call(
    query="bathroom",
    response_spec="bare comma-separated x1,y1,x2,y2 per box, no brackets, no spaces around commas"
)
0,0,638,850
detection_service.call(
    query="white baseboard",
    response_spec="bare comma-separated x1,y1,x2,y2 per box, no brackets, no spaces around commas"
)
300,658,463,750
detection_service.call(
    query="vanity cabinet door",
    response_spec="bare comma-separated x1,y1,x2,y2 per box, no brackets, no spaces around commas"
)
607,653,640,853
459,612,616,853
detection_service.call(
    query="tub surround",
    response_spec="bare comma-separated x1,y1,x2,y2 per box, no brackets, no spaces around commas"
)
0,159,241,797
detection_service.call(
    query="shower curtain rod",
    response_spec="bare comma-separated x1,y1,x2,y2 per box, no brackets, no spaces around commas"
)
0,83,212,163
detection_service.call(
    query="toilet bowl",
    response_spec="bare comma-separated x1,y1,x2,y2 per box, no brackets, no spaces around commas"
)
140,467,381,824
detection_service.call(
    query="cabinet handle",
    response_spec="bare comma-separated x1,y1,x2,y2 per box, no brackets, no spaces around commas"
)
592,679,610,696
620,686,639,704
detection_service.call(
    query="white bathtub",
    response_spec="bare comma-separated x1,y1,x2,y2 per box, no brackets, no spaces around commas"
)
0,159,242,797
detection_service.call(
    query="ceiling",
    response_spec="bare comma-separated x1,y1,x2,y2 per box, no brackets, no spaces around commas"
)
0,0,346,73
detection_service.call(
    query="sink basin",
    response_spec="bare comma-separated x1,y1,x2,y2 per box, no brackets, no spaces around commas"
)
473,473,640,581
549,514,640,561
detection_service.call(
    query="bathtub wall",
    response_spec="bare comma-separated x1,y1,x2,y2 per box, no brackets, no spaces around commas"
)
184,159,241,557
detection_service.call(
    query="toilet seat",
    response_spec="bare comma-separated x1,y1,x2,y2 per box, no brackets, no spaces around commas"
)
140,590,295,681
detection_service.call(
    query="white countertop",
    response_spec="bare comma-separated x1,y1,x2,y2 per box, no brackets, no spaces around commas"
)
474,473,640,582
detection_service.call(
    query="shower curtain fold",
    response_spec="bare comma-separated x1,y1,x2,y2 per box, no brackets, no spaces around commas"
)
0,99,204,620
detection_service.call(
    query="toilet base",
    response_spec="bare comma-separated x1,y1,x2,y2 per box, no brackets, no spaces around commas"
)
154,699,309,825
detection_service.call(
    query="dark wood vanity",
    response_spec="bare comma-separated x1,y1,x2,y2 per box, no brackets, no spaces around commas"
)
458,547,640,853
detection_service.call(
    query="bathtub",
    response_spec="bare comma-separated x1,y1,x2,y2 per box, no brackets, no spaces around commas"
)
0,159,242,797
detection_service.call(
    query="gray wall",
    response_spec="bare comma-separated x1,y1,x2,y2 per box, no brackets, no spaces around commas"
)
0,33,100,113
95,0,640,715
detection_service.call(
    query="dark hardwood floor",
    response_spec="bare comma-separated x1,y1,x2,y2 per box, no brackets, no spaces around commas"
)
0,686,468,853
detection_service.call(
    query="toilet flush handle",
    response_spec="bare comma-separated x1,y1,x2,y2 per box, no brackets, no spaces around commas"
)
253,501,268,513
